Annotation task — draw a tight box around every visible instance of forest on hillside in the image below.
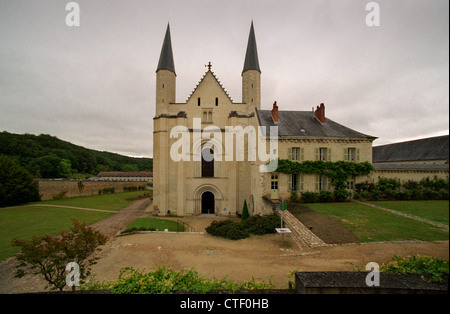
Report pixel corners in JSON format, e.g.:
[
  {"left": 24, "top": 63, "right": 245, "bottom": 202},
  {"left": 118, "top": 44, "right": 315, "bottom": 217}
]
[{"left": 0, "top": 131, "right": 153, "bottom": 178}]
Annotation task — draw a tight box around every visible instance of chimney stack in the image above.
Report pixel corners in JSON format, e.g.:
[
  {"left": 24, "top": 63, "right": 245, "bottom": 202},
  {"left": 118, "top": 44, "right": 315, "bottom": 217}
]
[
  {"left": 315, "top": 103, "right": 325, "bottom": 124},
  {"left": 271, "top": 101, "right": 278, "bottom": 123}
]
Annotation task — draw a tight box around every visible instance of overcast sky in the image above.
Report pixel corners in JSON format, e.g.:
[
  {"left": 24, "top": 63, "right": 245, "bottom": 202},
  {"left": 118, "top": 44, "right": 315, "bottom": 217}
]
[{"left": 0, "top": 0, "right": 448, "bottom": 158}]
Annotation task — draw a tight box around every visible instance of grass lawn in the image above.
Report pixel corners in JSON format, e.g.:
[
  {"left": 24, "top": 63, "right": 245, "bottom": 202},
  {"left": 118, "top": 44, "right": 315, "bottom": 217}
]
[
  {"left": 369, "top": 200, "right": 449, "bottom": 225},
  {"left": 124, "top": 218, "right": 183, "bottom": 233},
  {"left": 35, "top": 190, "right": 151, "bottom": 211},
  {"left": 304, "top": 201, "right": 449, "bottom": 243},
  {"left": 0, "top": 191, "right": 150, "bottom": 260}
]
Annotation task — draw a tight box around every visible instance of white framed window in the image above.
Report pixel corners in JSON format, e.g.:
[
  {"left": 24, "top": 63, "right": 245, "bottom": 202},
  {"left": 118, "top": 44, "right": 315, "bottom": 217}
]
[
  {"left": 288, "top": 147, "right": 304, "bottom": 162},
  {"left": 345, "top": 148, "right": 360, "bottom": 162},
  {"left": 316, "top": 147, "right": 331, "bottom": 161}
]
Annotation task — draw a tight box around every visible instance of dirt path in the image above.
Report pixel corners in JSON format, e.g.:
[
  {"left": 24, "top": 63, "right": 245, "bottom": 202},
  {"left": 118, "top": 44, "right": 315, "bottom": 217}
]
[{"left": 1, "top": 199, "right": 448, "bottom": 293}]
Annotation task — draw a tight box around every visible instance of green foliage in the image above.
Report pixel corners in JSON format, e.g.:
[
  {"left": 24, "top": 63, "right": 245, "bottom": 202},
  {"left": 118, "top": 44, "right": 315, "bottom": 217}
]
[
  {"left": 380, "top": 255, "right": 449, "bottom": 283},
  {"left": 206, "top": 220, "right": 249, "bottom": 240},
  {"left": 0, "top": 155, "right": 40, "bottom": 207},
  {"left": 241, "top": 200, "right": 250, "bottom": 221},
  {"left": 319, "top": 190, "right": 334, "bottom": 202},
  {"left": 276, "top": 159, "right": 373, "bottom": 202},
  {"left": 206, "top": 214, "right": 280, "bottom": 240},
  {"left": 290, "top": 189, "right": 298, "bottom": 202},
  {"left": 83, "top": 266, "right": 274, "bottom": 294},
  {"left": 355, "top": 177, "right": 449, "bottom": 201},
  {"left": 300, "top": 191, "right": 319, "bottom": 203},
  {"left": 0, "top": 131, "right": 153, "bottom": 178},
  {"left": 122, "top": 218, "right": 183, "bottom": 233},
  {"left": 241, "top": 214, "right": 280, "bottom": 235},
  {"left": 12, "top": 219, "right": 107, "bottom": 291}
]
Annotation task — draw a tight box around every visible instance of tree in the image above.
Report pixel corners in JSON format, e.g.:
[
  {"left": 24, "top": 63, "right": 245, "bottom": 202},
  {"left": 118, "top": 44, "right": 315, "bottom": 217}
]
[
  {"left": 12, "top": 219, "right": 107, "bottom": 291},
  {"left": 57, "top": 158, "right": 73, "bottom": 178},
  {"left": 0, "top": 155, "right": 40, "bottom": 207},
  {"left": 241, "top": 199, "right": 250, "bottom": 221}
]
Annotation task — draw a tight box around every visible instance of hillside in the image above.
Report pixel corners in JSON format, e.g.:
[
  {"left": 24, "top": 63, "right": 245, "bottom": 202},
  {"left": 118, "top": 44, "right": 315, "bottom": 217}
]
[{"left": 0, "top": 131, "right": 153, "bottom": 178}]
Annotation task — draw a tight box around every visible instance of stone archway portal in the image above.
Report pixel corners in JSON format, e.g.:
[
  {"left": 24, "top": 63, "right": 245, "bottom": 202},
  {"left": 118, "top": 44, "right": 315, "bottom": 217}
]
[{"left": 201, "top": 191, "right": 215, "bottom": 214}]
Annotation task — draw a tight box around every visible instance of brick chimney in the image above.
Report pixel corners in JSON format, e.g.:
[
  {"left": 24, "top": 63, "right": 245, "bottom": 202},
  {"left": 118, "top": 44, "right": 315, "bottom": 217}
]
[
  {"left": 271, "top": 101, "right": 278, "bottom": 123},
  {"left": 315, "top": 103, "right": 325, "bottom": 124}
]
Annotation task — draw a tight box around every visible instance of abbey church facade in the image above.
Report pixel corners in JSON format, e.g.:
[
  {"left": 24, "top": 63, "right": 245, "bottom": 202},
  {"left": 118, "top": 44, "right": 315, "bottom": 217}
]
[{"left": 152, "top": 22, "right": 382, "bottom": 217}]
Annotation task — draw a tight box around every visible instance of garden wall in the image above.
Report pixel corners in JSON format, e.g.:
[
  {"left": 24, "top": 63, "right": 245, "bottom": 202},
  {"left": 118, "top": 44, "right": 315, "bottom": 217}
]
[{"left": 37, "top": 179, "right": 148, "bottom": 200}]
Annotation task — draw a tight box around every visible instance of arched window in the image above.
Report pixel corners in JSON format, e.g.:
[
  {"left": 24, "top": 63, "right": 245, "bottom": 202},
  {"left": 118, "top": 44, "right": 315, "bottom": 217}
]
[{"left": 202, "top": 148, "right": 214, "bottom": 177}]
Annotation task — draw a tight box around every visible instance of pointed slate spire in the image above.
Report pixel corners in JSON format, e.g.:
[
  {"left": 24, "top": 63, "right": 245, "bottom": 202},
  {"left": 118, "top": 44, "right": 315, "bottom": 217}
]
[
  {"left": 242, "top": 21, "right": 261, "bottom": 73},
  {"left": 156, "top": 23, "right": 176, "bottom": 75}
]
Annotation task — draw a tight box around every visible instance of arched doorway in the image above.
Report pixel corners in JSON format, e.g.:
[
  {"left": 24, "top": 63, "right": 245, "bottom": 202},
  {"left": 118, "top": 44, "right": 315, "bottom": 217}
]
[{"left": 201, "top": 191, "right": 215, "bottom": 214}]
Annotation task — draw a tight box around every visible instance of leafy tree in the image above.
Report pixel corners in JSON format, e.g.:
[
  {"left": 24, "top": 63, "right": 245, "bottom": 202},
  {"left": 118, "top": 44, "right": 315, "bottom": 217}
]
[
  {"left": 57, "top": 158, "right": 73, "bottom": 178},
  {"left": 0, "top": 155, "right": 40, "bottom": 207},
  {"left": 12, "top": 219, "right": 107, "bottom": 291}
]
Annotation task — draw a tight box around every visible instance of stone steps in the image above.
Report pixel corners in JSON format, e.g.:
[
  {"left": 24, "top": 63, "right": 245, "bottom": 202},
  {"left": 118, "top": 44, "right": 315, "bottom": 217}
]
[{"left": 281, "top": 210, "right": 326, "bottom": 249}]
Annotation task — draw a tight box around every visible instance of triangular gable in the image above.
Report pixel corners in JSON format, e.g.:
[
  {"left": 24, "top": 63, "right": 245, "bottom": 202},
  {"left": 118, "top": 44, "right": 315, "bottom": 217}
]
[{"left": 186, "top": 70, "right": 234, "bottom": 103}]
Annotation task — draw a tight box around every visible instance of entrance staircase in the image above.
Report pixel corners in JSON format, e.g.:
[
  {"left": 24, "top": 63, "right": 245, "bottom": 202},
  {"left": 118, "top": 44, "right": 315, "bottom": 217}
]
[
  {"left": 268, "top": 197, "right": 326, "bottom": 249},
  {"left": 282, "top": 210, "right": 326, "bottom": 249}
]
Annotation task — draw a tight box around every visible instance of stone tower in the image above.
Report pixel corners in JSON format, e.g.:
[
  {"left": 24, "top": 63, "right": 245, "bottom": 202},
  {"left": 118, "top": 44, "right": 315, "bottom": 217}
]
[
  {"left": 242, "top": 21, "right": 261, "bottom": 112},
  {"left": 155, "top": 23, "right": 176, "bottom": 115}
]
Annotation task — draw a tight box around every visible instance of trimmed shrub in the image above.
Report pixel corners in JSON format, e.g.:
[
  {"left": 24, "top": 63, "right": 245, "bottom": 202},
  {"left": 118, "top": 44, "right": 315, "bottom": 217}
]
[
  {"left": 334, "top": 189, "right": 352, "bottom": 202},
  {"left": 301, "top": 191, "right": 319, "bottom": 203},
  {"left": 206, "top": 214, "right": 280, "bottom": 240},
  {"left": 319, "top": 190, "right": 333, "bottom": 202},
  {"left": 241, "top": 214, "right": 280, "bottom": 235},
  {"left": 205, "top": 220, "right": 249, "bottom": 240}
]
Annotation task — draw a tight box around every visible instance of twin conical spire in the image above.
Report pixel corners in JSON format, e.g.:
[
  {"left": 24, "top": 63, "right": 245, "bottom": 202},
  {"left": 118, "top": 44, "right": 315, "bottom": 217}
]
[
  {"left": 156, "top": 23, "right": 176, "bottom": 75},
  {"left": 242, "top": 21, "right": 261, "bottom": 73},
  {"left": 157, "top": 22, "right": 260, "bottom": 75}
]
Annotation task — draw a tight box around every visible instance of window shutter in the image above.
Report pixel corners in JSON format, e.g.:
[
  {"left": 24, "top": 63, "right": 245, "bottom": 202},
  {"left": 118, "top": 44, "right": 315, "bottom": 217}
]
[
  {"left": 327, "top": 148, "right": 331, "bottom": 161},
  {"left": 344, "top": 148, "right": 348, "bottom": 161},
  {"left": 356, "top": 148, "right": 360, "bottom": 161},
  {"left": 315, "top": 175, "right": 320, "bottom": 191},
  {"left": 300, "top": 148, "right": 304, "bottom": 161},
  {"left": 288, "top": 174, "right": 292, "bottom": 192},
  {"left": 315, "top": 148, "right": 319, "bottom": 161},
  {"left": 288, "top": 147, "right": 292, "bottom": 160},
  {"left": 299, "top": 174, "right": 304, "bottom": 192}
]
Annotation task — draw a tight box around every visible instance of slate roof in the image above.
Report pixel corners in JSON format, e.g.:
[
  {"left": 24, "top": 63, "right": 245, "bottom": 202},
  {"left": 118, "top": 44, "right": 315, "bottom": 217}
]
[
  {"left": 372, "top": 135, "right": 449, "bottom": 163},
  {"left": 156, "top": 24, "right": 176, "bottom": 74},
  {"left": 242, "top": 22, "right": 261, "bottom": 73},
  {"left": 256, "top": 110, "right": 376, "bottom": 140},
  {"left": 372, "top": 163, "right": 449, "bottom": 171}
]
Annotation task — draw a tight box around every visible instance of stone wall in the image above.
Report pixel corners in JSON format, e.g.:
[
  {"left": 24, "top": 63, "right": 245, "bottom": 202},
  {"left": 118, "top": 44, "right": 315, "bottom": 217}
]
[{"left": 37, "top": 179, "right": 148, "bottom": 201}]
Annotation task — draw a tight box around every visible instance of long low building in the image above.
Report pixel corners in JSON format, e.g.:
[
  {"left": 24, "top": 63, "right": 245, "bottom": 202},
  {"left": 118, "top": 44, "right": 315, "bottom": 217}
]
[{"left": 95, "top": 172, "right": 153, "bottom": 182}]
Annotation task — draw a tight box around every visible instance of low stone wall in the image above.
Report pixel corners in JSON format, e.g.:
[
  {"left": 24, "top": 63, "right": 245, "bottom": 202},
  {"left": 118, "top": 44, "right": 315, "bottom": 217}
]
[
  {"left": 295, "top": 272, "right": 448, "bottom": 294},
  {"left": 37, "top": 179, "right": 148, "bottom": 201}
]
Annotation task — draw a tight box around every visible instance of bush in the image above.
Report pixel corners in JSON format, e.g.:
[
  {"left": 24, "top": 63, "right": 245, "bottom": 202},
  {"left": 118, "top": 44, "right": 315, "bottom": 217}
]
[
  {"left": 83, "top": 266, "right": 274, "bottom": 294},
  {"left": 301, "top": 191, "right": 319, "bottom": 203},
  {"left": 380, "top": 255, "right": 449, "bottom": 283},
  {"left": 206, "top": 214, "right": 280, "bottom": 240},
  {"left": 319, "top": 190, "right": 333, "bottom": 202},
  {"left": 290, "top": 189, "right": 298, "bottom": 203},
  {"left": 205, "top": 220, "right": 249, "bottom": 240},
  {"left": 241, "top": 214, "right": 280, "bottom": 235},
  {"left": 12, "top": 219, "right": 107, "bottom": 291},
  {"left": 334, "top": 189, "right": 352, "bottom": 202}
]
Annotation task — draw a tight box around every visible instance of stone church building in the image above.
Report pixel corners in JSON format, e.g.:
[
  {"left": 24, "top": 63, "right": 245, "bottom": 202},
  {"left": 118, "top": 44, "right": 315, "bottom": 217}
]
[
  {"left": 152, "top": 22, "right": 379, "bottom": 217},
  {"left": 152, "top": 23, "right": 448, "bottom": 217}
]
